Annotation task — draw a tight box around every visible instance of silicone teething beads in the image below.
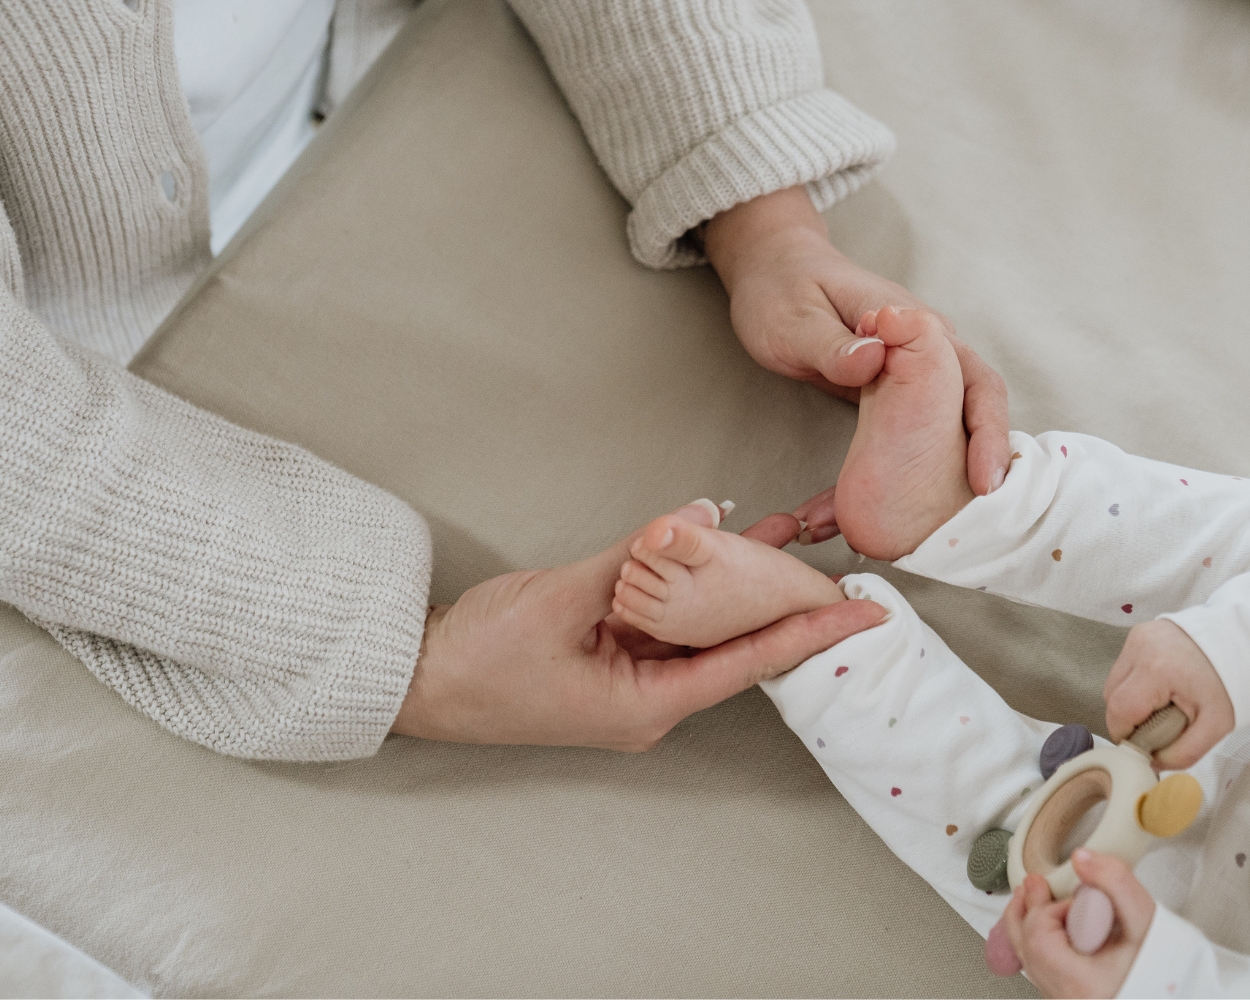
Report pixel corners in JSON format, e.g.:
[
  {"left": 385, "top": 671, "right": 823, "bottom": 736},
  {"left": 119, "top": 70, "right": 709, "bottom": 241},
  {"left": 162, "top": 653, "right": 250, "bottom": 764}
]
[
  {"left": 985, "top": 920, "right": 1022, "bottom": 976},
  {"left": 1040, "top": 724, "right": 1094, "bottom": 780},
  {"left": 1066, "top": 885, "right": 1115, "bottom": 955},
  {"left": 968, "top": 828, "right": 1012, "bottom": 892},
  {"left": 1138, "top": 773, "right": 1204, "bottom": 837}
]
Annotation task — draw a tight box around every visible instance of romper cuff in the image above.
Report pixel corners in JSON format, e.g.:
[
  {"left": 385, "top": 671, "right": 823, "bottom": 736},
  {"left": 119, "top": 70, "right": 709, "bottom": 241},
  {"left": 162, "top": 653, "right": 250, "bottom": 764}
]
[
  {"left": 1159, "top": 577, "right": 1250, "bottom": 729},
  {"left": 1118, "top": 904, "right": 1226, "bottom": 998}
]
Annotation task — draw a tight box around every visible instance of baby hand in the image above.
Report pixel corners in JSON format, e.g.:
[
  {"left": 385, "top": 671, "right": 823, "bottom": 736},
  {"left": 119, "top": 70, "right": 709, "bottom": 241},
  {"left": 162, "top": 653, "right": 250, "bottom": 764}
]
[
  {"left": 1003, "top": 850, "right": 1154, "bottom": 999},
  {"left": 1103, "top": 620, "right": 1235, "bottom": 770}
]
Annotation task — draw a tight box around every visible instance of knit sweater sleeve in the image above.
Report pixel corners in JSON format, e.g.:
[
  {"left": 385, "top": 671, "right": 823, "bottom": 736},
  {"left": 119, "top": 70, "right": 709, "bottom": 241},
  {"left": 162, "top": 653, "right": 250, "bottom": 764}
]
[
  {"left": 507, "top": 0, "right": 896, "bottom": 269},
  {"left": 0, "top": 206, "right": 431, "bottom": 762}
]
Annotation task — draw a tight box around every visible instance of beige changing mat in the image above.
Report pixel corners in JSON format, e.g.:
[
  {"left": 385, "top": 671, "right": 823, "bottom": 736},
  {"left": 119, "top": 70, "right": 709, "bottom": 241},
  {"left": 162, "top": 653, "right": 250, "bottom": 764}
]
[{"left": 2, "top": 0, "right": 1248, "bottom": 995}]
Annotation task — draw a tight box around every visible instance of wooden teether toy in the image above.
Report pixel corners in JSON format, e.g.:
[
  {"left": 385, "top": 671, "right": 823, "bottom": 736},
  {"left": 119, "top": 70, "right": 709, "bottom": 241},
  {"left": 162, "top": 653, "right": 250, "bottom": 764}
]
[
  {"left": 978, "top": 704, "right": 1204, "bottom": 973},
  {"left": 1007, "top": 704, "right": 1202, "bottom": 899}
]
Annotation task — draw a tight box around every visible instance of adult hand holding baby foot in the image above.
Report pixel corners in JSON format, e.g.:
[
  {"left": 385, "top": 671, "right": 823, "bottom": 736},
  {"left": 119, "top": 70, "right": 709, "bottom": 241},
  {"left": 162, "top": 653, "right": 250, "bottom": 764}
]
[
  {"left": 793, "top": 306, "right": 977, "bottom": 559},
  {"left": 392, "top": 501, "right": 886, "bottom": 751},
  {"left": 703, "top": 186, "right": 1011, "bottom": 501},
  {"left": 1000, "top": 850, "right": 1155, "bottom": 999}
]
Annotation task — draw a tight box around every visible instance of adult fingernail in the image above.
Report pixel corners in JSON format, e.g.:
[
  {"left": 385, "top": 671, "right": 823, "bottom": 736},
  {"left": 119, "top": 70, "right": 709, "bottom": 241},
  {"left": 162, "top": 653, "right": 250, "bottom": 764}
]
[
  {"left": 1072, "top": 848, "right": 1092, "bottom": 864},
  {"left": 989, "top": 467, "right": 1006, "bottom": 493},
  {"left": 717, "top": 500, "right": 735, "bottom": 523},
  {"left": 684, "top": 498, "right": 721, "bottom": 526},
  {"left": 802, "top": 524, "right": 838, "bottom": 544},
  {"left": 660, "top": 528, "right": 674, "bottom": 548},
  {"left": 841, "top": 336, "right": 885, "bottom": 357}
]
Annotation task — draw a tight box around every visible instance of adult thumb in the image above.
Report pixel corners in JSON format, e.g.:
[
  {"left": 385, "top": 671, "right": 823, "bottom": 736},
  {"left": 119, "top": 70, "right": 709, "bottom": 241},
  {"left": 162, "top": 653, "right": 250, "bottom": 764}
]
[
  {"left": 662, "top": 598, "right": 889, "bottom": 717},
  {"left": 788, "top": 306, "right": 885, "bottom": 390}
]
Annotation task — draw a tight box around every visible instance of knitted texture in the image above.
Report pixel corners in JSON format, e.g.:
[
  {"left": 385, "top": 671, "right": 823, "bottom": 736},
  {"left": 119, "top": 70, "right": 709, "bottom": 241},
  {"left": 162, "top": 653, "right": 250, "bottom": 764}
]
[
  {"left": 510, "top": 0, "right": 896, "bottom": 267},
  {"left": 0, "top": 0, "right": 892, "bottom": 759},
  {"left": 0, "top": 0, "right": 210, "bottom": 363},
  {"left": 0, "top": 268, "right": 432, "bottom": 759}
]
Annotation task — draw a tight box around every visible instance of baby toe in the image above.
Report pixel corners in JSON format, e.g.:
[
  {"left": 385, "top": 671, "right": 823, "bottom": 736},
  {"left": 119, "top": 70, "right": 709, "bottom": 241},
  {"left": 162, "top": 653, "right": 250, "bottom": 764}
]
[
  {"left": 613, "top": 581, "right": 665, "bottom": 626},
  {"left": 640, "top": 515, "right": 717, "bottom": 570},
  {"left": 620, "top": 559, "right": 669, "bottom": 600}
]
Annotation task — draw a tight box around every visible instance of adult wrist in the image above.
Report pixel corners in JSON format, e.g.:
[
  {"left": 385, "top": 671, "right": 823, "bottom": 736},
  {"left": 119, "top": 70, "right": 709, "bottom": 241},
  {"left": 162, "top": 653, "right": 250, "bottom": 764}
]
[
  {"left": 702, "top": 185, "right": 832, "bottom": 295},
  {"left": 391, "top": 604, "right": 452, "bottom": 738}
]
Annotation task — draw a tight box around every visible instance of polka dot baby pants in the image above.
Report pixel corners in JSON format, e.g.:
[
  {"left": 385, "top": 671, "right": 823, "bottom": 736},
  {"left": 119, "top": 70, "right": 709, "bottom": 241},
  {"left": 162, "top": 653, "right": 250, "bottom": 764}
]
[{"left": 761, "top": 431, "right": 1250, "bottom": 940}]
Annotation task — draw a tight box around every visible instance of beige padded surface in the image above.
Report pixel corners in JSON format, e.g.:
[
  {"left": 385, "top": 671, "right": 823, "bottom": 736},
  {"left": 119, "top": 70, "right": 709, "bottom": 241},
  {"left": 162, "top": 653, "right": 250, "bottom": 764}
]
[{"left": 3, "top": 0, "right": 1248, "bottom": 995}]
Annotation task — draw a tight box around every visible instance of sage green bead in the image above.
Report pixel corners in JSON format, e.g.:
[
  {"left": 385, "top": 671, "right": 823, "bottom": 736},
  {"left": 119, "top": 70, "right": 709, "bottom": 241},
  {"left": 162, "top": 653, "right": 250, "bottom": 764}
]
[{"left": 967, "top": 828, "right": 1013, "bottom": 892}]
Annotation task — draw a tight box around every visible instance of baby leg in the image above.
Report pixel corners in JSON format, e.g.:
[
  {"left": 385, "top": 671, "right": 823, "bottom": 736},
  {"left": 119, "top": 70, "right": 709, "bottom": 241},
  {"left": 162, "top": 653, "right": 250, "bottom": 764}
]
[
  {"left": 823, "top": 308, "right": 1250, "bottom": 622},
  {"left": 895, "top": 431, "right": 1250, "bottom": 626},
  {"left": 895, "top": 431, "right": 1250, "bottom": 731},
  {"left": 760, "top": 572, "right": 1066, "bottom": 938}
]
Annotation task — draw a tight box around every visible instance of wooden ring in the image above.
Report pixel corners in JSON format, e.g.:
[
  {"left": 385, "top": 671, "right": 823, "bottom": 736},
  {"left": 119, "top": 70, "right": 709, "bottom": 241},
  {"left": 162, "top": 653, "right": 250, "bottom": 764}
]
[{"left": 1007, "top": 746, "right": 1156, "bottom": 898}]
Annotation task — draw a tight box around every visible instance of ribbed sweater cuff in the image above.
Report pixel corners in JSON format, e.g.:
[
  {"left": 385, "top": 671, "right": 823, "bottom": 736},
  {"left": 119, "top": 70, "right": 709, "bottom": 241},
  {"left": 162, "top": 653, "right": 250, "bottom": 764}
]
[
  {"left": 627, "top": 88, "right": 896, "bottom": 269},
  {"left": 32, "top": 502, "right": 430, "bottom": 762}
]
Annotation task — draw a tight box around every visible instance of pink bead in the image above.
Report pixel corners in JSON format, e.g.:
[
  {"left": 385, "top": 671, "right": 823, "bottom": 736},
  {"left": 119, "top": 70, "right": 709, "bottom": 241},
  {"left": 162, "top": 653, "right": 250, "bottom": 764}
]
[
  {"left": 985, "top": 919, "right": 1022, "bottom": 976},
  {"left": 1067, "top": 885, "right": 1115, "bottom": 955}
]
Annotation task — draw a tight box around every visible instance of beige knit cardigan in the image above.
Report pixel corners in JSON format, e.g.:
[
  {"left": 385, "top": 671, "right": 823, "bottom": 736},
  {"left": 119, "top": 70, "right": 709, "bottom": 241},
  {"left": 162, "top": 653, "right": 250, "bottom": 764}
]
[{"left": 0, "top": 0, "right": 894, "bottom": 760}]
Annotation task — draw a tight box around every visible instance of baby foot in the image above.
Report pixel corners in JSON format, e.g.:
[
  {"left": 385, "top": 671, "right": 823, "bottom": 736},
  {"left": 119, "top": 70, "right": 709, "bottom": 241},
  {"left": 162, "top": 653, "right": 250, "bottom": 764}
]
[
  {"left": 834, "top": 307, "right": 976, "bottom": 561},
  {"left": 612, "top": 515, "right": 844, "bottom": 648}
]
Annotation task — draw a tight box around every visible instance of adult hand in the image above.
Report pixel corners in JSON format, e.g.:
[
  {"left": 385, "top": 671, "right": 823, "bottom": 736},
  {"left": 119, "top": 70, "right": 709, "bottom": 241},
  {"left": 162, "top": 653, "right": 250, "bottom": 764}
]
[
  {"left": 703, "top": 185, "right": 1011, "bottom": 498},
  {"left": 1103, "top": 619, "right": 1235, "bottom": 771},
  {"left": 391, "top": 504, "right": 885, "bottom": 749},
  {"left": 1002, "top": 850, "right": 1154, "bottom": 999}
]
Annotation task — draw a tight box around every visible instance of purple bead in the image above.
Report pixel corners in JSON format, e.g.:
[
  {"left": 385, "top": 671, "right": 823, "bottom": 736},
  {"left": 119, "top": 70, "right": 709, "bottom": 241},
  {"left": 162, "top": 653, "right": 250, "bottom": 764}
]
[{"left": 1040, "top": 724, "right": 1094, "bottom": 780}]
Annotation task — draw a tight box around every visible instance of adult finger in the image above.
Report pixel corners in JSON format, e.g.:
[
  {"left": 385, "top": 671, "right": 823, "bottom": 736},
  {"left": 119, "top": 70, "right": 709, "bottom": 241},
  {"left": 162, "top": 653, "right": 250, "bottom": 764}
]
[
  {"left": 740, "top": 512, "right": 803, "bottom": 549},
  {"left": 651, "top": 598, "right": 887, "bottom": 719},
  {"left": 792, "top": 483, "right": 840, "bottom": 539},
  {"left": 951, "top": 337, "right": 1012, "bottom": 496},
  {"left": 782, "top": 305, "right": 886, "bottom": 390},
  {"left": 1070, "top": 849, "right": 1156, "bottom": 944},
  {"left": 604, "top": 614, "right": 686, "bottom": 661},
  {"left": 672, "top": 499, "right": 723, "bottom": 528}
]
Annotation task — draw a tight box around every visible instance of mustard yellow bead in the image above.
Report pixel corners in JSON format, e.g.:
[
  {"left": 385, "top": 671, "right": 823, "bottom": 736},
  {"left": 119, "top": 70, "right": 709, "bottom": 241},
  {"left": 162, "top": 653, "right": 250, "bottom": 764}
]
[{"left": 1136, "top": 774, "right": 1204, "bottom": 838}]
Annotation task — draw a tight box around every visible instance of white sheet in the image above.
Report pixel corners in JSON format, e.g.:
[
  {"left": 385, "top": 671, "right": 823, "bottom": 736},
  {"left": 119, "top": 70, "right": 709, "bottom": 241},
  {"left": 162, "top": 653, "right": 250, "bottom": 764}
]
[{"left": 0, "top": 902, "right": 140, "bottom": 999}]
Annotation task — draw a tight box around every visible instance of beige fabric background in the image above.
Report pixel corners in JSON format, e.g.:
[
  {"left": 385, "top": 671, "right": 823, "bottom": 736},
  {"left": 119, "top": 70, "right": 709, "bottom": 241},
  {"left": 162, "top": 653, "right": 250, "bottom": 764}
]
[{"left": 2, "top": 0, "right": 1248, "bottom": 995}]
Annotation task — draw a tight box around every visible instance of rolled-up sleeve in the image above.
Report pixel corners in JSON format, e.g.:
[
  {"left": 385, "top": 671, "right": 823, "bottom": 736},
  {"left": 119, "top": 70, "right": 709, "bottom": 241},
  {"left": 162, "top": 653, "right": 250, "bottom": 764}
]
[
  {"left": 1, "top": 210, "right": 431, "bottom": 762},
  {"left": 509, "top": 0, "right": 896, "bottom": 268}
]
